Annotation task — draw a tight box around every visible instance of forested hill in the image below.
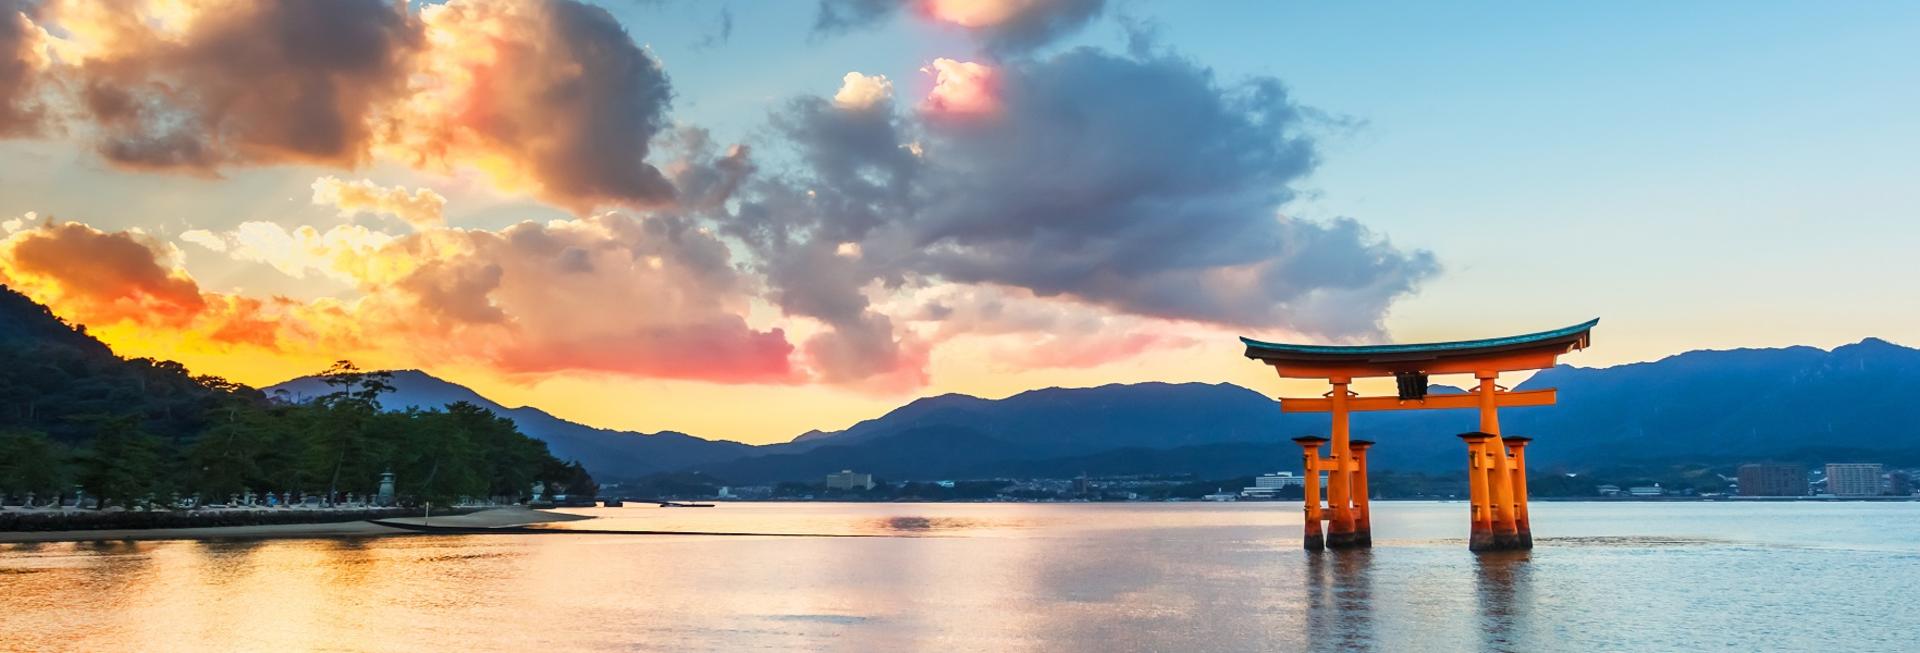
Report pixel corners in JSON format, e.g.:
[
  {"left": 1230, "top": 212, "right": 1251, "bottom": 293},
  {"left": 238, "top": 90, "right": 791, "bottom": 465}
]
[
  {"left": 0, "top": 284, "right": 591, "bottom": 508},
  {"left": 0, "top": 284, "right": 113, "bottom": 355},
  {"left": 0, "top": 284, "right": 249, "bottom": 444}
]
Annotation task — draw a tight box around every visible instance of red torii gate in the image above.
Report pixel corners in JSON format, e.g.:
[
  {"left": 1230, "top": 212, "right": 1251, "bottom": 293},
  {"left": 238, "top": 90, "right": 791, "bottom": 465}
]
[{"left": 1241, "top": 319, "right": 1597, "bottom": 552}]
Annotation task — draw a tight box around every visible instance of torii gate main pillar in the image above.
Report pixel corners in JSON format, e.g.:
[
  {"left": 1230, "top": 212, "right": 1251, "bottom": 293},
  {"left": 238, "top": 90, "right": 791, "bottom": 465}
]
[{"left": 1240, "top": 319, "right": 1596, "bottom": 553}]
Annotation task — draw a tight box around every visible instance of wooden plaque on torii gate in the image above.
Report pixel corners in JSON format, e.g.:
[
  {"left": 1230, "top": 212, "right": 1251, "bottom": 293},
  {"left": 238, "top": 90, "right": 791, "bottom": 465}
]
[{"left": 1241, "top": 319, "right": 1597, "bottom": 552}]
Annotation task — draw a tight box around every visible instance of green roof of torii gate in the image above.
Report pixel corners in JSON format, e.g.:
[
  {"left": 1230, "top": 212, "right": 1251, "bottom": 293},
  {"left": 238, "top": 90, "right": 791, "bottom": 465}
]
[{"left": 1241, "top": 318, "right": 1599, "bottom": 363}]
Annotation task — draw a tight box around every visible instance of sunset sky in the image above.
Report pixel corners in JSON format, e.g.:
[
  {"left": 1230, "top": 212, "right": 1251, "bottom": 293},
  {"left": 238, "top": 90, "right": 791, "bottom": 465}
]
[{"left": 1, "top": 1, "right": 1914, "bottom": 444}]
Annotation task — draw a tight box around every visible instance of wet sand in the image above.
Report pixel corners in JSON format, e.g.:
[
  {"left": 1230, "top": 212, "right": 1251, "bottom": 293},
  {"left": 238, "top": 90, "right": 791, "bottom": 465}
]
[{"left": 0, "top": 507, "right": 591, "bottom": 544}]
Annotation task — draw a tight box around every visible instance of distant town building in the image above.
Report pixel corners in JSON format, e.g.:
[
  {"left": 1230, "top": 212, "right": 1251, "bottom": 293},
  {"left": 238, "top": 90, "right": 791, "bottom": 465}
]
[
  {"left": 1889, "top": 472, "right": 1913, "bottom": 497},
  {"left": 1596, "top": 484, "right": 1621, "bottom": 497},
  {"left": 825, "top": 469, "right": 875, "bottom": 491},
  {"left": 1627, "top": 484, "right": 1664, "bottom": 497},
  {"left": 1737, "top": 463, "right": 1807, "bottom": 497},
  {"left": 1072, "top": 476, "right": 1096, "bottom": 496},
  {"left": 1240, "top": 472, "right": 1306, "bottom": 499},
  {"left": 1825, "top": 463, "right": 1884, "bottom": 496}
]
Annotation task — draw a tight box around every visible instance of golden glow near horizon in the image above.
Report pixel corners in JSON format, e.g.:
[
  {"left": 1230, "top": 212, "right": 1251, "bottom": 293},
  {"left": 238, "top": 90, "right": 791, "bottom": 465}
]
[{"left": 61, "top": 307, "right": 1702, "bottom": 446}]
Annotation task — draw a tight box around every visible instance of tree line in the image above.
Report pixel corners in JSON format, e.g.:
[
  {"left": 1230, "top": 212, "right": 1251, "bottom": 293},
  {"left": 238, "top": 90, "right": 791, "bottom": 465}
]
[{"left": 0, "top": 354, "right": 595, "bottom": 509}]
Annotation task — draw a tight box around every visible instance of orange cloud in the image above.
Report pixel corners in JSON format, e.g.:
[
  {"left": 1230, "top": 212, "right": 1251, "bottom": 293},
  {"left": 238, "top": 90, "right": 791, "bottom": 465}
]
[
  {"left": 0, "top": 222, "right": 204, "bottom": 326},
  {"left": 311, "top": 176, "right": 447, "bottom": 229},
  {"left": 3, "top": 216, "right": 800, "bottom": 386},
  {"left": 16, "top": 0, "right": 680, "bottom": 213},
  {"left": 380, "top": 0, "right": 678, "bottom": 213}
]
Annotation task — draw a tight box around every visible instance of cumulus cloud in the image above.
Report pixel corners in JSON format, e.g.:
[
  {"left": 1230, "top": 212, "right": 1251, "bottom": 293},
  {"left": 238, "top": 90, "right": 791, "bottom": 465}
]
[
  {"left": 0, "top": 221, "right": 204, "bottom": 326},
  {"left": 6, "top": 0, "right": 681, "bottom": 213},
  {"left": 1, "top": 3, "right": 1442, "bottom": 392},
  {"left": 378, "top": 215, "right": 795, "bottom": 382},
  {"left": 739, "top": 48, "right": 1437, "bottom": 355},
  {"left": 168, "top": 210, "right": 801, "bottom": 382},
  {"left": 7, "top": 215, "right": 798, "bottom": 383},
  {"left": 0, "top": 0, "right": 49, "bottom": 137},
  {"left": 921, "top": 58, "right": 996, "bottom": 115},
  {"left": 311, "top": 176, "right": 446, "bottom": 229},
  {"left": 833, "top": 72, "right": 893, "bottom": 110},
  {"left": 909, "top": 51, "right": 1437, "bottom": 335},
  {"left": 381, "top": 0, "right": 676, "bottom": 213},
  {"left": 720, "top": 78, "right": 930, "bottom": 388},
  {"left": 179, "top": 221, "right": 396, "bottom": 282},
  {"left": 655, "top": 126, "right": 754, "bottom": 213},
  {"left": 49, "top": 0, "right": 421, "bottom": 171},
  {"left": 814, "top": 0, "right": 1105, "bottom": 53}
]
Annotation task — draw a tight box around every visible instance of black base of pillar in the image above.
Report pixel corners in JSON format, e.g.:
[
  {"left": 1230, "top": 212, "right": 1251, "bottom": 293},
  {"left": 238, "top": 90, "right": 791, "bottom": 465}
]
[
  {"left": 1304, "top": 532, "right": 1325, "bottom": 551},
  {"left": 1325, "top": 531, "right": 1356, "bottom": 548},
  {"left": 1470, "top": 530, "right": 1533, "bottom": 552},
  {"left": 1327, "top": 529, "right": 1372, "bottom": 549}
]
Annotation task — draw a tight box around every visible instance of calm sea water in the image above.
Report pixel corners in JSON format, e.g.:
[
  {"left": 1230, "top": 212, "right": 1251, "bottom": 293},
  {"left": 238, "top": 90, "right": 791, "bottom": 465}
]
[{"left": 3, "top": 501, "right": 1916, "bottom": 652}]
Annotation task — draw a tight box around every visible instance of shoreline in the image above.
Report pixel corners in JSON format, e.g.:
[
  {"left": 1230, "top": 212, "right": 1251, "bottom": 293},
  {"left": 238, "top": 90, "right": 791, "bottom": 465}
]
[{"left": 0, "top": 507, "right": 592, "bottom": 544}]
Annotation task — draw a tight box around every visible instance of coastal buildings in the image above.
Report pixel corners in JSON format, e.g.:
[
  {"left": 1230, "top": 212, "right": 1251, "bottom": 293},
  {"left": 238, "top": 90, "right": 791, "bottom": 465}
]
[
  {"left": 825, "top": 470, "right": 876, "bottom": 491},
  {"left": 1737, "top": 464, "right": 1807, "bottom": 497},
  {"left": 1825, "top": 463, "right": 1884, "bottom": 496},
  {"left": 1890, "top": 472, "right": 1913, "bottom": 496},
  {"left": 1240, "top": 472, "right": 1306, "bottom": 499}
]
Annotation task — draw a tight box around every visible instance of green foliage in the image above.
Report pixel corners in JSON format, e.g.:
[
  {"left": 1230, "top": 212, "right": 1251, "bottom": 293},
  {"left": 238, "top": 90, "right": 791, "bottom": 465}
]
[
  {"left": 0, "top": 288, "right": 590, "bottom": 507},
  {"left": 0, "top": 429, "right": 69, "bottom": 498},
  {"left": 74, "top": 416, "right": 169, "bottom": 509},
  {"left": 545, "top": 459, "right": 599, "bottom": 498}
]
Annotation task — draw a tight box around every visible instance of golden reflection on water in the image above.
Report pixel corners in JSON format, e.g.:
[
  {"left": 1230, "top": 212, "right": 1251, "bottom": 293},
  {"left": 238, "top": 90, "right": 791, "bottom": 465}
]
[{"left": 3, "top": 502, "right": 1917, "bottom": 652}]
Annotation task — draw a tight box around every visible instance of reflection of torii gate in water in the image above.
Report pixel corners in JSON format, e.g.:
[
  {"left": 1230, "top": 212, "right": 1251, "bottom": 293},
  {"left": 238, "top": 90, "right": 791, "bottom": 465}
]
[{"left": 1241, "top": 319, "right": 1598, "bottom": 552}]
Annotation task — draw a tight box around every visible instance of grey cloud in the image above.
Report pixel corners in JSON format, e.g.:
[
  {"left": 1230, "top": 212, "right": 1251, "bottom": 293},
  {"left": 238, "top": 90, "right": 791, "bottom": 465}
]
[
  {"left": 721, "top": 95, "right": 929, "bottom": 385},
  {"left": 14, "top": 0, "right": 679, "bottom": 214},
  {"left": 743, "top": 48, "right": 1437, "bottom": 344},
  {"left": 490, "top": 0, "right": 678, "bottom": 210},
  {"left": 0, "top": 0, "right": 47, "bottom": 137},
  {"left": 812, "top": 0, "right": 894, "bottom": 34},
  {"left": 659, "top": 126, "right": 756, "bottom": 212},
  {"left": 73, "top": 0, "right": 421, "bottom": 171},
  {"left": 971, "top": 0, "right": 1105, "bottom": 54},
  {"left": 695, "top": 6, "right": 734, "bottom": 48}
]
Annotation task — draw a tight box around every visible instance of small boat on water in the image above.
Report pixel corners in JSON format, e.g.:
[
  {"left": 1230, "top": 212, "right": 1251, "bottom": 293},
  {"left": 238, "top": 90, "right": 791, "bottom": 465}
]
[
  {"left": 658, "top": 501, "right": 715, "bottom": 508},
  {"left": 602, "top": 498, "right": 624, "bottom": 507}
]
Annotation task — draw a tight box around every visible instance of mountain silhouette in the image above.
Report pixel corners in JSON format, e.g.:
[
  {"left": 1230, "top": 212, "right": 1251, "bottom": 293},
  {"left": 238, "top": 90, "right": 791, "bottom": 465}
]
[{"left": 265, "top": 370, "right": 753, "bottom": 477}]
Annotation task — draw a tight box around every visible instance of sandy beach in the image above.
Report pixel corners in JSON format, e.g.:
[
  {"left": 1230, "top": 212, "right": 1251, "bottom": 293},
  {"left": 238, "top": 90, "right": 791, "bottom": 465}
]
[{"left": 0, "top": 507, "right": 593, "bottom": 544}]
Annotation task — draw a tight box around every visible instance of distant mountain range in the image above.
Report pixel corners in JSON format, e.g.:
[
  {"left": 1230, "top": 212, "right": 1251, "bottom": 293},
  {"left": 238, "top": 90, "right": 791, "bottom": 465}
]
[
  {"left": 267, "top": 371, "right": 755, "bottom": 477},
  {"left": 266, "top": 338, "right": 1920, "bottom": 484}
]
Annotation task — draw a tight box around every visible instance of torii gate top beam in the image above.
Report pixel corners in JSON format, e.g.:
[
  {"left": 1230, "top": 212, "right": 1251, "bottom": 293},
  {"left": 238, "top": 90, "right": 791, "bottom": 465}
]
[{"left": 1240, "top": 318, "right": 1598, "bottom": 379}]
